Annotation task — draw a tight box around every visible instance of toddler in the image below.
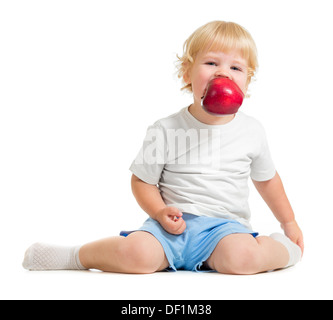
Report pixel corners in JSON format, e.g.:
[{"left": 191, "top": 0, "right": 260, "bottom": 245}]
[{"left": 23, "top": 21, "right": 303, "bottom": 275}]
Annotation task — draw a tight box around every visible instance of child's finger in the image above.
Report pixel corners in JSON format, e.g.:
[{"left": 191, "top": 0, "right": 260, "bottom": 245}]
[
  {"left": 173, "top": 219, "right": 187, "bottom": 235},
  {"left": 169, "top": 207, "right": 183, "bottom": 217},
  {"left": 175, "top": 212, "right": 183, "bottom": 218}
]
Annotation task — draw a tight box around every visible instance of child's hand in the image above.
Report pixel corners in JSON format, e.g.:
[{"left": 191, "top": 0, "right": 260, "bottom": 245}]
[
  {"left": 281, "top": 220, "right": 304, "bottom": 255},
  {"left": 156, "top": 207, "right": 187, "bottom": 235}
]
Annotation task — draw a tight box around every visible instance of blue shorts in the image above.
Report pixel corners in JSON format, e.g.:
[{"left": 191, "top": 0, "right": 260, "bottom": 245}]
[{"left": 120, "top": 213, "right": 258, "bottom": 272}]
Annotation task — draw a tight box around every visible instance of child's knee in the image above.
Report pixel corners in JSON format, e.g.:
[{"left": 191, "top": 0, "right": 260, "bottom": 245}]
[
  {"left": 223, "top": 245, "right": 261, "bottom": 275},
  {"left": 212, "top": 237, "right": 262, "bottom": 275},
  {"left": 117, "top": 233, "right": 166, "bottom": 273}
]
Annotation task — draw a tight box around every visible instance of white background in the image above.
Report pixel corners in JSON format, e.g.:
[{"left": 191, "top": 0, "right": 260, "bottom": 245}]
[{"left": 1, "top": 0, "right": 332, "bottom": 300}]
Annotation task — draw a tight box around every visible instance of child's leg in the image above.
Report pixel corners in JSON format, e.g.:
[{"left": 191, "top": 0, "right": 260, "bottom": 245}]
[
  {"left": 205, "top": 233, "right": 301, "bottom": 275},
  {"left": 23, "top": 231, "right": 169, "bottom": 274},
  {"left": 79, "top": 231, "right": 169, "bottom": 273}
]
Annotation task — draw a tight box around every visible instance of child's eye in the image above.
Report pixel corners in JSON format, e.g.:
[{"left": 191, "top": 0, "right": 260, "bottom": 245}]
[
  {"left": 231, "top": 66, "right": 242, "bottom": 72},
  {"left": 205, "top": 62, "right": 217, "bottom": 66}
]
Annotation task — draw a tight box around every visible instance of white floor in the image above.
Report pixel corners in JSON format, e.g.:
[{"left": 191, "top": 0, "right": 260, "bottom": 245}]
[{"left": 1, "top": 248, "right": 331, "bottom": 300}]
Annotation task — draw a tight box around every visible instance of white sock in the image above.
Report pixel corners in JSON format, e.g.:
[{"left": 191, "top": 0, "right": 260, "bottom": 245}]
[
  {"left": 270, "top": 233, "right": 302, "bottom": 268},
  {"left": 22, "top": 243, "right": 86, "bottom": 271}
]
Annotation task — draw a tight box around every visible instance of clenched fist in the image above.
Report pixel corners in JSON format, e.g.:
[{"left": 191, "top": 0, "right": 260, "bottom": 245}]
[{"left": 155, "top": 207, "right": 187, "bottom": 235}]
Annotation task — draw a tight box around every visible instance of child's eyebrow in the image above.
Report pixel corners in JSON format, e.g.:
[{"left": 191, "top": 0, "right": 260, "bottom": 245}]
[
  {"left": 202, "top": 52, "right": 219, "bottom": 59},
  {"left": 232, "top": 59, "right": 248, "bottom": 67}
]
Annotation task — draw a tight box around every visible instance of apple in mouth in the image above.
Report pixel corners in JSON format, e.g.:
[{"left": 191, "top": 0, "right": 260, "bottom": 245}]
[{"left": 201, "top": 78, "right": 245, "bottom": 116}]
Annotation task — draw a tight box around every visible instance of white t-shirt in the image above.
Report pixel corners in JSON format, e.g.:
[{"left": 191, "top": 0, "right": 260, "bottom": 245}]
[{"left": 130, "top": 107, "right": 276, "bottom": 229}]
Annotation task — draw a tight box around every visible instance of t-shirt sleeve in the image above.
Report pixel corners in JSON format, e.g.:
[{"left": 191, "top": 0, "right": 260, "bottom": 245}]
[
  {"left": 129, "top": 122, "right": 167, "bottom": 185},
  {"left": 250, "top": 124, "right": 276, "bottom": 181}
]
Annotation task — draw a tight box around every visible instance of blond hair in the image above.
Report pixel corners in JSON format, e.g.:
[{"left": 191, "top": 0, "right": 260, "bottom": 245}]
[{"left": 177, "top": 21, "right": 258, "bottom": 92}]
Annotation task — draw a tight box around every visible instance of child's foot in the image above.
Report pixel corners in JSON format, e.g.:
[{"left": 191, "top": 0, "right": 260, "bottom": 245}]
[
  {"left": 22, "top": 243, "right": 86, "bottom": 271},
  {"left": 270, "top": 233, "right": 302, "bottom": 268}
]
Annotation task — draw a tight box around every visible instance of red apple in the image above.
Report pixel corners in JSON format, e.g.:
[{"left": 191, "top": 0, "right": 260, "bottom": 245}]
[{"left": 202, "top": 78, "right": 244, "bottom": 116}]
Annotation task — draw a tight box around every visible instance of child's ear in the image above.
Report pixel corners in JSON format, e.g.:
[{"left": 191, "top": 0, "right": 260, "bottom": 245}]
[{"left": 183, "top": 63, "right": 192, "bottom": 85}]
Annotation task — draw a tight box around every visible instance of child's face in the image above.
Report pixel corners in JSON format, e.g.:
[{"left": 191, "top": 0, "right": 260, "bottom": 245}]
[{"left": 185, "top": 50, "right": 249, "bottom": 105}]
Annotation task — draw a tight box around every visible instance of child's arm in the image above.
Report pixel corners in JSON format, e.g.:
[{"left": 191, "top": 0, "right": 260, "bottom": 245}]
[
  {"left": 131, "top": 174, "right": 186, "bottom": 235},
  {"left": 252, "top": 172, "right": 304, "bottom": 253}
]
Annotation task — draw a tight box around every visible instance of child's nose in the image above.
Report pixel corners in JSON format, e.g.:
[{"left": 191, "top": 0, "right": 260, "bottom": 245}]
[{"left": 215, "top": 68, "right": 232, "bottom": 80}]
